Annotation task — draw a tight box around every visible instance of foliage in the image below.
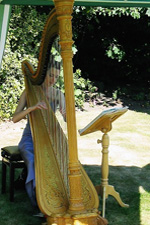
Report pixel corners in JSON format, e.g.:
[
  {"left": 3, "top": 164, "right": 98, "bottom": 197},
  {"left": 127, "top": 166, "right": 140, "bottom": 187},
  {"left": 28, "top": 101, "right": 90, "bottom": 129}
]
[
  {"left": 111, "top": 85, "right": 150, "bottom": 108},
  {"left": 105, "top": 38, "right": 125, "bottom": 62},
  {"left": 0, "top": 5, "right": 50, "bottom": 86},
  {"left": 8, "top": 5, "right": 49, "bottom": 58},
  {"left": 73, "top": 69, "right": 98, "bottom": 109},
  {"left": 73, "top": 6, "right": 144, "bottom": 39},
  {"left": 0, "top": 38, "right": 25, "bottom": 120},
  {"left": 56, "top": 69, "right": 98, "bottom": 110},
  {"left": 1, "top": 5, "right": 150, "bottom": 119},
  {"left": 72, "top": 6, "right": 150, "bottom": 96},
  {"left": 0, "top": 76, "right": 23, "bottom": 119},
  {"left": 73, "top": 6, "right": 143, "bottom": 19},
  {"left": 0, "top": 5, "right": 50, "bottom": 120}
]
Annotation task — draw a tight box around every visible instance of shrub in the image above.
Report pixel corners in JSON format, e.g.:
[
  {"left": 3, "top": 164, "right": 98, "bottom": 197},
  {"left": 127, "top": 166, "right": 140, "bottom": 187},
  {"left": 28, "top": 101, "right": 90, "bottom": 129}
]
[
  {"left": 55, "top": 68, "right": 99, "bottom": 110},
  {"left": 0, "top": 76, "right": 24, "bottom": 120},
  {"left": 73, "top": 69, "right": 98, "bottom": 109}
]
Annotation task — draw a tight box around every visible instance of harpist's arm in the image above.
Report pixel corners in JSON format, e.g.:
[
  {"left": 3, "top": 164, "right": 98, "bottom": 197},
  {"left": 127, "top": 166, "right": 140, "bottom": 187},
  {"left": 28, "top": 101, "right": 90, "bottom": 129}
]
[{"left": 12, "top": 90, "right": 47, "bottom": 123}]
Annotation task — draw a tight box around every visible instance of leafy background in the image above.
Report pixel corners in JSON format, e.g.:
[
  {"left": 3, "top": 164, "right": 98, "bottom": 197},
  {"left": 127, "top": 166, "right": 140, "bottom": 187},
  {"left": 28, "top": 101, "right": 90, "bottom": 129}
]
[{"left": 0, "top": 6, "right": 150, "bottom": 119}]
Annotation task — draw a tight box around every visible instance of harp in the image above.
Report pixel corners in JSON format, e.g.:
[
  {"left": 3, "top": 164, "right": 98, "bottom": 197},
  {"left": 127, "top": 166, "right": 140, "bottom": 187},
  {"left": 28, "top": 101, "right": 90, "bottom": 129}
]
[{"left": 22, "top": 1, "right": 107, "bottom": 225}]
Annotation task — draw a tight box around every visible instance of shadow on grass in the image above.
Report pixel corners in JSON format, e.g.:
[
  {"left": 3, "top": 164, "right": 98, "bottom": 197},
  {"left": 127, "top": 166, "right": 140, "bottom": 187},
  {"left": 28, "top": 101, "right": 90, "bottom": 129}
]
[
  {"left": 83, "top": 163, "right": 150, "bottom": 225},
  {"left": 0, "top": 161, "right": 46, "bottom": 225},
  {"left": 0, "top": 160, "right": 150, "bottom": 225},
  {"left": 96, "top": 95, "right": 150, "bottom": 115},
  {"left": 120, "top": 97, "right": 150, "bottom": 115}
]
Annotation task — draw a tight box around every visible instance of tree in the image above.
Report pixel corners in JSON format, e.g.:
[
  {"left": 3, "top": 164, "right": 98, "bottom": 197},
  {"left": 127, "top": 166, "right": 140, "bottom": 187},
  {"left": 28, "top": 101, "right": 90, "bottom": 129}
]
[
  {"left": 72, "top": 6, "right": 150, "bottom": 98},
  {"left": 0, "top": 5, "right": 50, "bottom": 119}
]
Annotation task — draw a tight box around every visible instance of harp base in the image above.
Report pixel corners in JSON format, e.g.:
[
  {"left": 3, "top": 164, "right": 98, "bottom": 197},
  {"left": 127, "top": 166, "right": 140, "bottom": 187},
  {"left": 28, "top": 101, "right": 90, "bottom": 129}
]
[{"left": 46, "top": 212, "right": 108, "bottom": 225}]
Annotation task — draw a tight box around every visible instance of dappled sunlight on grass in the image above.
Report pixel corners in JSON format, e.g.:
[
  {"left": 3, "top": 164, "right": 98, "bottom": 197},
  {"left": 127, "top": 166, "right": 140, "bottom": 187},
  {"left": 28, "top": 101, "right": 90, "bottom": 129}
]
[
  {"left": 83, "top": 163, "right": 150, "bottom": 225},
  {"left": 0, "top": 106, "right": 149, "bottom": 224},
  {"left": 77, "top": 107, "right": 150, "bottom": 224},
  {"left": 139, "top": 186, "right": 150, "bottom": 225}
]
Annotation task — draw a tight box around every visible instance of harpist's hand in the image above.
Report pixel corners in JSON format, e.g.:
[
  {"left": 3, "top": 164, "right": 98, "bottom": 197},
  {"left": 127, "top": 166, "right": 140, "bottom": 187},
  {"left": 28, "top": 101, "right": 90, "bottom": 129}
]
[
  {"left": 30, "top": 101, "right": 47, "bottom": 112},
  {"left": 13, "top": 91, "right": 48, "bottom": 123}
]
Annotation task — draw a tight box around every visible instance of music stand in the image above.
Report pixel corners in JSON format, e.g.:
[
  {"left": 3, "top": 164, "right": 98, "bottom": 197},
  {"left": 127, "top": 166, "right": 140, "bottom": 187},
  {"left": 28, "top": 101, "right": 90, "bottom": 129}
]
[{"left": 79, "top": 107, "right": 129, "bottom": 217}]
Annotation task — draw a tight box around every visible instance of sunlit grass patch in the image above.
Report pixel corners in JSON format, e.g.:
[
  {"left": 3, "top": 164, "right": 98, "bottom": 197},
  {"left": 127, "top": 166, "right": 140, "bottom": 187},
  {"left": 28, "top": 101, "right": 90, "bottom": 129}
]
[{"left": 139, "top": 187, "right": 150, "bottom": 225}]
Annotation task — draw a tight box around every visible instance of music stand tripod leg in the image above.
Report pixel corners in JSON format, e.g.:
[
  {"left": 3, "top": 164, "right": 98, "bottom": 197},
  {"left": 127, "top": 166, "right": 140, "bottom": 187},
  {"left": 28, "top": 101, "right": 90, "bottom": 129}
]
[
  {"left": 106, "top": 185, "right": 129, "bottom": 208},
  {"left": 102, "top": 186, "right": 106, "bottom": 218}
]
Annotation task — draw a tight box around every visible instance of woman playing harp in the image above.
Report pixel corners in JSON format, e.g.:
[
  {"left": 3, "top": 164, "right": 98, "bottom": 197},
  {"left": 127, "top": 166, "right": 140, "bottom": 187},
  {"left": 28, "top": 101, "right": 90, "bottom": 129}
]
[
  {"left": 12, "top": 56, "right": 66, "bottom": 207},
  {"left": 11, "top": 6, "right": 107, "bottom": 224}
]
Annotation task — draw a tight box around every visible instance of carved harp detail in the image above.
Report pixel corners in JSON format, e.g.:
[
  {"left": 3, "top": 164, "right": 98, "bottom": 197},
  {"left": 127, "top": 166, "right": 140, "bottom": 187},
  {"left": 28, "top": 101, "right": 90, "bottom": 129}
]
[
  {"left": 22, "top": 6, "right": 100, "bottom": 221},
  {"left": 25, "top": 78, "right": 69, "bottom": 215}
]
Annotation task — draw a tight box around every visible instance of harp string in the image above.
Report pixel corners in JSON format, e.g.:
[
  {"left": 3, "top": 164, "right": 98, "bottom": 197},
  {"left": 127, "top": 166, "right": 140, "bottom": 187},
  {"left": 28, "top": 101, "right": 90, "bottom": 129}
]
[
  {"left": 24, "top": 9, "right": 100, "bottom": 214},
  {"left": 35, "top": 38, "right": 69, "bottom": 192}
]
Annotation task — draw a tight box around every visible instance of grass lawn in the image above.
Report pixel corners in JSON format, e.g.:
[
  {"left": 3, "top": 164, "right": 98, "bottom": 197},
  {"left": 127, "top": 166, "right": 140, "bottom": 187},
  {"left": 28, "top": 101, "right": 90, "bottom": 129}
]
[
  {"left": 0, "top": 105, "right": 150, "bottom": 225},
  {"left": 0, "top": 167, "right": 46, "bottom": 225},
  {"left": 77, "top": 106, "right": 150, "bottom": 225}
]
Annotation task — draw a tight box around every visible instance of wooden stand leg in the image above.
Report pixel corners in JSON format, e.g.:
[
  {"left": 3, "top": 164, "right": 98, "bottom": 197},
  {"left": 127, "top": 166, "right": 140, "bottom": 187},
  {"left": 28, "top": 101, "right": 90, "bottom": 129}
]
[{"left": 95, "top": 131, "right": 129, "bottom": 217}]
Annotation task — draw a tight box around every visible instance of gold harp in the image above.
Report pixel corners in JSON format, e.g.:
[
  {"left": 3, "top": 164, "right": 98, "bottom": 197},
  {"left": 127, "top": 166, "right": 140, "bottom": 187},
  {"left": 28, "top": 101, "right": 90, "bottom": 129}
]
[{"left": 22, "top": 3, "right": 107, "bottom": 225}]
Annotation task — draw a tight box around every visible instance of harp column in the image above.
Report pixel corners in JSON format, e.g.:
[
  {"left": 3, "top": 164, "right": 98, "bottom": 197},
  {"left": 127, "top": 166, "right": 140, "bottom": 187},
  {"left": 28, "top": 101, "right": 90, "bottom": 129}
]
[{"left": 54, "top": 0, "right": 85, "bottom": 213}]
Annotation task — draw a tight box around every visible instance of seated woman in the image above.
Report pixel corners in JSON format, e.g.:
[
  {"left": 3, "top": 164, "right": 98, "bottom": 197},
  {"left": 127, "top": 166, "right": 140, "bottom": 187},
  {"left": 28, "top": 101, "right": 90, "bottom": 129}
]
[{"left": 13, "top": 58, "right": 66, "bottom": 207}]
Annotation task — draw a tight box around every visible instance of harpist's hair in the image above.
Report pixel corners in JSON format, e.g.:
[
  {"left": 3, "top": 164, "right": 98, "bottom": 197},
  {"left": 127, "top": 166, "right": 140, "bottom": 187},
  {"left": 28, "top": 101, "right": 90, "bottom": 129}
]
[{"left": 47, "top": 55, "right": 61, "bottom": 71}]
